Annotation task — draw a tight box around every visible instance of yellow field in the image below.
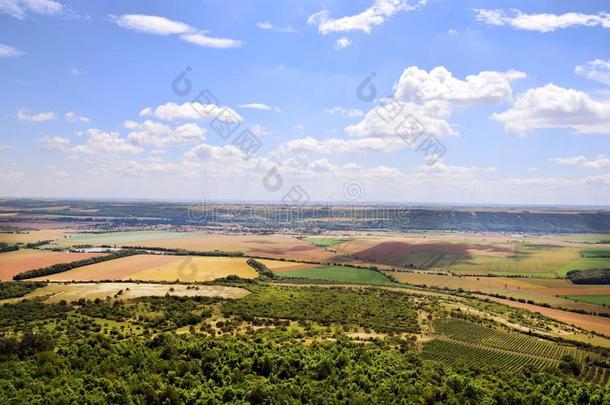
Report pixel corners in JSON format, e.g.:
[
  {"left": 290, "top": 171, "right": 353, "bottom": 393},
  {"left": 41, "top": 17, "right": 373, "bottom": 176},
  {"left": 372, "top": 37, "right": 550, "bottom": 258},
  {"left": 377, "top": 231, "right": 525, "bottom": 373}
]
[
  {"left": 29, "top": 254, "right": 298, "bottom": 282},
  {"left": 0, "top": 229, "right": 67, "bottom": 244},
  {"left": 0, "top": 282, "right": 250, "bottom": 304},
  {"left": 0, "top": 249, "right": 103, "bottom": 281}
]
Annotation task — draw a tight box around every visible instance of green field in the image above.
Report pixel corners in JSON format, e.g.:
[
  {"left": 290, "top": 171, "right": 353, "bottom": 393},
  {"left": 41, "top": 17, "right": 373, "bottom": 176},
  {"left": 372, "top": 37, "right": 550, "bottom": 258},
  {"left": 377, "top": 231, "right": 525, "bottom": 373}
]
[
  {"left": 581, "top": 248, "right": 610, "bottom": 258},
  {"left": 278, "top": 265, "right": 397, "bottom": 286},
  {"left": 305, "top": 237, "right": 352, "bottom": 248},
  {"left": 563, "top": 295, "right": 610, "bottom": 306},
  {"left": 558, "top": 258, "right": 610, "bottom": 276}
]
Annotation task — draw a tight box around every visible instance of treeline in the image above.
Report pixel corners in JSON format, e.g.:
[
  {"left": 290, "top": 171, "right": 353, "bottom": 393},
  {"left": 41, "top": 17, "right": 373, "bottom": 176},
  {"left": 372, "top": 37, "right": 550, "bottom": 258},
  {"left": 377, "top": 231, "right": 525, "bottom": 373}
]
[
  {"left": 0, "top": 242, "right": 18, "bottom": 253},
  {"left": 0, "top": 282, "right": 46, "bottom": 299},
  {"left": 567, "top": 269, "right": 610, "bottom": 285},
  {"left": 121, "top": 245, "right": 245, "bottom": 257},
  {"left": 13, "top": 250, "right": 140, "bottom": 280},
  {"left": 246, "top": 259, "right": 276, "bottom": 279}
]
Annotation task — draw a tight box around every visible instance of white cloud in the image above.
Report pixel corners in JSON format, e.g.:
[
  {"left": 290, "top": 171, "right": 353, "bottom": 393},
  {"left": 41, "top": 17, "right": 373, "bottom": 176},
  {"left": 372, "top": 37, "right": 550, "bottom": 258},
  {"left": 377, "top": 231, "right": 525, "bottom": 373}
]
[
  {"left": 308, "top": 0, "right": 424, "bottom": 35},
  {"left": 65, "top": 112, "right": 90, "bottom": 123},
  {"left": 335, "top": 37, "right": 352, "bottom": 49},
  {"left": 238, "top": 103, "right": 272, "bottom": 111},
  {"left": 0, "top": 0, "right": 65, "bottom": 19},
  {"left": 491, "top": 84, "right": 610, "bottom": 135},
  {"left": 249, "top": 124, "right": 271, "bottom": 137},
  {"left": 475, "top": 9, "right": 610, "bottom": 33},
  {"left": 0, "top": 43, "right": 23, "bottom": 58},
  {"left": 325, "top": 106, "right": 364, "bottom": 117},
  {"left": 274, "top": 135, "right": 406, "bottom": 156},
  {"left": 549, "top": 155, "right": 610, "bottom": 169},
  {"left": 575, "top": 59, "right": 610, "bottom": 85},
  {"left": 51, "top": 129, "right": 142, "bottom": 156},
  {"left": 17, "top": 108, "right": 56, "bottom": 122},
  {"left": 69, "top": 67, "right": 84, "bottom": 75},
  {"left": 393, "top": 66, "right": 523, "bottom": 104},
  {"left": 109, "top": 14, "right": 243, "bottom": 49},
  {"left": 109, "top": 14, "right": 191, "bottom": 35},
  {"left": 179, "top": 33, "right": 243, "bottom": 49},
  {"left": 256, "top": 21, "right": 296, "bottom": 33},
  {"left": 141, "top": 102, "right": 243, "bottom": 122},
  {"left": 125, "top": 120, "right": 206, "bottom": 147},
  {"left": 40, "top": 135, "right": 70, "bottom": 151}
]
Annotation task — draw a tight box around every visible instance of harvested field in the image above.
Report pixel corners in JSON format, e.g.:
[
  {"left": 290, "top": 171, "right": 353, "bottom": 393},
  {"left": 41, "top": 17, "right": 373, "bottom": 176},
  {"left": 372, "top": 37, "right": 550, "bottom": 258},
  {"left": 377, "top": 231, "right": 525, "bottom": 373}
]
[
  {"left": 0, "top": 229, "right": 68, "bottom": 244},
  {"left": 0, "top": 282, "right": 249, "bottom": 303},
  {"left": 0, "top": 249, "right": 103, "bottom": 281},
  {"left": 256, "top": 259, "right": 318, "bottom": 272},
  {"left": 51, "top": 231, "right": 336, "bottom": 262},
  {"left": 31, "top": 255, "right": 259, "bottom": 282}
]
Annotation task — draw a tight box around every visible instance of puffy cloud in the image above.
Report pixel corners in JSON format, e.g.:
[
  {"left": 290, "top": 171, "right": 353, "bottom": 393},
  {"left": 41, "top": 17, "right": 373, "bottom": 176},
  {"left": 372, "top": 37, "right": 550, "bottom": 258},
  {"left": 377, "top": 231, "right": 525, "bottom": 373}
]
[
  {"left": 475, "top": 9, "right": 610, "bottom": 33},
  {"left": 69, "top": 129, "right": 143, "bottom": 155},
  {"left": 308, "top": 0, "right": 424, "bottom": 35},
  {"left": 40, "top": 136, "right": 70, "bottom": 151},
  {"left": 140, "top": 102, "right": 243, "bottom": 122},
  {"left": 335, "top": 37, "right": 352, "bottom": 49},
  {"left": 0, "top": 43, "right": 23, "bottom": 58},
  {"left": 549, "top": 155, "right": 610, "bottom": 169},
  {"left": 491, "top": 84, "right": 610, "bottom": 135},
  {"left": 109, "top": 14, "right": 243, "bottom": 49},
  {"left": 325, "top": 106, "right": 364, "bottom": 117},
  {"left": 275, "top": 135, "right": 406, "bottom": 156},
  {"left": 393, "top": 66, "right": 523, "bottom": 104},
  {"left": 17, "top": 108, "right": 56, "bottom": 122},
  {"left": 575, "top": 59, "right": 610, "bottom": 85},
  {"left": 64, "top": 112, "right": 90, "bottom": 123},
  {"left": 0, "top": 0, "right": 65, "bottom": 19},
  {"left": 125, "top": 120, "right": 205, "bottom": 147}
]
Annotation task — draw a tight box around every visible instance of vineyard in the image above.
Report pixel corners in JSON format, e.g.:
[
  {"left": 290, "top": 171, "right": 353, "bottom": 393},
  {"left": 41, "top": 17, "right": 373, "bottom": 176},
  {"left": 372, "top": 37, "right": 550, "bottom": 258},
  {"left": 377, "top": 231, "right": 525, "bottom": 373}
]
[{"left": 423, "top": 318, "right": 610, "bottom": 386}]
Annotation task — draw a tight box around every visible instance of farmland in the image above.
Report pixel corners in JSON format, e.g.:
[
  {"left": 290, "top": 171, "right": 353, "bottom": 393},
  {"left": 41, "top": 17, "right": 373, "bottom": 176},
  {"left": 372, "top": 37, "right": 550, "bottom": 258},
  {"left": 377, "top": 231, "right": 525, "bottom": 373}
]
[
  {"left": 274, "top": 265, "right": 398, "bottom": 286},
  {"left": 0, "top": 249, "right": 103, "bottom": 281},
  {"left": 564, "top": 295, "right": 610, "bottom": 306},
  {"left": 30, "top": 255, "right": 261, "bottom": 282},
  {"left": 0, "top": 229, "right": 68, "bottom": 244}
]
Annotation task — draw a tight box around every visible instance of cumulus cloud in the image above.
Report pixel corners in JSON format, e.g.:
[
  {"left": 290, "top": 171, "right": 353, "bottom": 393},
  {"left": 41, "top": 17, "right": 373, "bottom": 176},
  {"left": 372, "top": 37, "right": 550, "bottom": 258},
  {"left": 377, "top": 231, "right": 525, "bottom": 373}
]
[
  {"left": 109, "top": 14, "right": 242, "bottom": 49},
  {"left": 274, "top": 136, "right": 406, "bottom": 156},
  {"left": 140, "top": 102, "right": 243, "bottom": 122},
  {"left": 392, "top": 66, "right": 523, "bottom": 104},
  {"left": 124, "top": 120, "right": 206, "bottom": 147},
  {"left": 64, "top": 112, "right": 90, "bottom": 123},
  {"left": 0, "top": 43, "right": 23, "bottom": 58},
  {"left": 335, "top": 37, "right": 352, "bottom": 49},
  {"left": 42, "top": 129, "right": 142, "bottom": 156},
  {"left": 491, "top": 84, "right": 610, "bottom": 135},
  {"left": 475, "top": 9, "right": 610, "bottom": 33},
  {"left": 17, "top": 108, "right": 56, "bottom": 122},
  {"left": 308, "top": 0, "right": 425, "bottom": 35},
  {"left": 0, "top": 0, "right": 65, "bottom": 19},
  {"left": 549, "top": 155, "right": 610, "bottom": 168},
  {"left": 575, "top": 59, "right": 610, "bottom": 85}
]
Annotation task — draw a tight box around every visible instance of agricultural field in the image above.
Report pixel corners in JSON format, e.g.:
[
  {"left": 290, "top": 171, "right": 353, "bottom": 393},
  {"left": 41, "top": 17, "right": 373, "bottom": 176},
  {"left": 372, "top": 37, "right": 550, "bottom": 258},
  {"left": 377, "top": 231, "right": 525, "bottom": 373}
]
[
  {"left": 274, "top": 265, "right": 398, "bottom": 286},
  {"left": 30, "top": 255, "right": 262, "bottom": 282},
  {"left": 0, "top": 282, "right": 249, "bottom": 304},
  {"left": 0, "top": 249, "right": 103, "bottom": 281},
  {"left": 564, "top": 295, "right": 610, "bottom": 306},
  {"left": 304, "top": 237, "right": 352, "bottom": 248},
  {"left": 581, "top": 248, "right": 610, "bottom": 258},
  {"left": 0, "top": 229, "right": 68, "bottom": 244},
  {"left": 558, "top": 258, "right": 610, "bottom": 276},
  {"left": 48, "top": 231, "right": 336, "bottom": 261}
]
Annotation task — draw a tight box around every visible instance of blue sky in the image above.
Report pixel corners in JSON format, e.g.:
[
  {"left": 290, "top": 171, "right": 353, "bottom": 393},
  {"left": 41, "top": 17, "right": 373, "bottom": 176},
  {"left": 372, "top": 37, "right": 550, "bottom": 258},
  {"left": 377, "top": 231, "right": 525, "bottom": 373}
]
[{"left": 1, "top": 0, "right": 609, "bottom": 205}]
